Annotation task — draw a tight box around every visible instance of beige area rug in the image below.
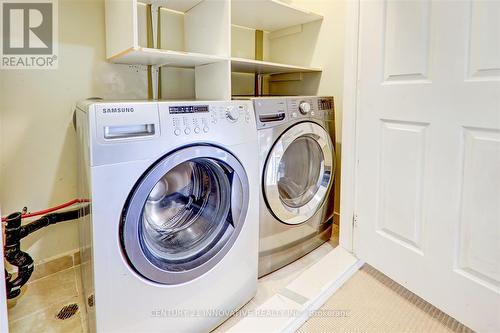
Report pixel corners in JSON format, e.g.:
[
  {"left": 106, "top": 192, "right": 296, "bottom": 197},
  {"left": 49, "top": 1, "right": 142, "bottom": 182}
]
[{"left": 298, "top": 265, "right": 473, "bottom": 333}]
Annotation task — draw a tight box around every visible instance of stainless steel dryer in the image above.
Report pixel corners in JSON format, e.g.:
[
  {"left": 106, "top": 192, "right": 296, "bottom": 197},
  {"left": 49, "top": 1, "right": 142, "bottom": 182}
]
[{"left": 253, "top": 96, "right": 336, "bottom": 277}]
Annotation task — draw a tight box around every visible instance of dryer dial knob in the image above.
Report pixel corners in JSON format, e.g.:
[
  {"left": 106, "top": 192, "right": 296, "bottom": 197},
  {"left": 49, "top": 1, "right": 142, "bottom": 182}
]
[
  {"left": 225, "top": 107, "right": 239, "bottom": 122},
  {"left": 299, "top": 102, "right": 311, "bottom": 114}
]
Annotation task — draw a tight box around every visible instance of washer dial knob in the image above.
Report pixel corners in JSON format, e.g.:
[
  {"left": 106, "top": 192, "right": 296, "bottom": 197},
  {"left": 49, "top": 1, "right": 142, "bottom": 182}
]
[
  {"left": 299, "top": 101, "right": 311, "bottom": 115},
  {"left": 225, "top": 107, "right": 239, "bottom": 122}
]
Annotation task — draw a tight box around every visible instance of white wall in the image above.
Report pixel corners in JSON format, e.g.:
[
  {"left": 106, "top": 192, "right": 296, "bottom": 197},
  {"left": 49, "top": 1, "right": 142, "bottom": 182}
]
[{"left": 0, "top": 0, "right": 148, "bottom": 264}]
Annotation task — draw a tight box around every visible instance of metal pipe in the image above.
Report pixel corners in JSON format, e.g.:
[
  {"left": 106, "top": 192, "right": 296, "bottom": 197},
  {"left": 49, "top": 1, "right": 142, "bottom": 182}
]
[
  {"left": 4, "top": 212, "right": 33, "bottom": 299},
  {"left": 3, "top": 205, "right": 90, "bottom": 299}
]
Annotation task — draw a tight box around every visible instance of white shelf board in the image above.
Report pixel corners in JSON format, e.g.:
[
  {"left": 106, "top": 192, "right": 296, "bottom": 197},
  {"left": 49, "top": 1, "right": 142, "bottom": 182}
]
[
  {"left": 109, "top": 47, "right": 228, "bottom": 67},
  {"left": 231, "top": 0, "right": 323, "bottom": 32},
  {"left": 231, "top": 57, "right": 321, "bottom": 74},
  {"left": 138, "top": 0, "right": 203, "bottom": 13}
]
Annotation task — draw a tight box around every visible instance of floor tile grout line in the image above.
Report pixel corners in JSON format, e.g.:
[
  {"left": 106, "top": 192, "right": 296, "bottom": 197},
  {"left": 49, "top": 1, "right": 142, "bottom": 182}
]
[{"left": 27, "top": 265, "right": 77, "bottom": 285}]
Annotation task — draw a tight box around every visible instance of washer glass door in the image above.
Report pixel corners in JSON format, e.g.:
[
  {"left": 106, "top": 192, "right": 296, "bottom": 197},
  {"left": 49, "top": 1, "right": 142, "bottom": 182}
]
[
  {"left": 264, "top": 122, "right": 334, "bottom": 225},
  {"left": 121, "top": 146, "right": 249, "bottom": 284}
]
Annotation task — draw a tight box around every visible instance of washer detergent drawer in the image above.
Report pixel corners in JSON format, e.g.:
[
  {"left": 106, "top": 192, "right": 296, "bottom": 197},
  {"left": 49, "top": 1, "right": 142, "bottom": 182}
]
[
  {"left": 104, "top": 124, "right": 156, "bottom": 139},
  {"left": 94, "top": 102, "right": 160, "bottom": 143},
  {"left": 90, "top": 102, "right": 161, "bottom": 166}
]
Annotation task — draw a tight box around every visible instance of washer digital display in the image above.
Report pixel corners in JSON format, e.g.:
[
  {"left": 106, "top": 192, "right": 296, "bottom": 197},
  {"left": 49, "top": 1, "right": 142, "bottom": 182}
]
[{"left": 169, "top": 105, "right": 209, "bottom": 114}]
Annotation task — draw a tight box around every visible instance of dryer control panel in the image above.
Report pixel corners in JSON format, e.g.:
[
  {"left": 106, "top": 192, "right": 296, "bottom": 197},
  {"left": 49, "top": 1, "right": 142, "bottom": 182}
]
[{"left": 252, "top": 96, "right": 334, "bottom": 130}]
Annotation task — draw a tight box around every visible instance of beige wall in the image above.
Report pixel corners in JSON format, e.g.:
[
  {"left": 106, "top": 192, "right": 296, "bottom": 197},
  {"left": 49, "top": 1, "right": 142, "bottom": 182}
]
[
  {"left": 267, "top": 0, "right": 346, "bottom": 217},
  {"left": 303, "top": 0, "right": 346, "bottom": 219},
  {"left": 0, "top": 0, "right": 148, "bottom": 263}
]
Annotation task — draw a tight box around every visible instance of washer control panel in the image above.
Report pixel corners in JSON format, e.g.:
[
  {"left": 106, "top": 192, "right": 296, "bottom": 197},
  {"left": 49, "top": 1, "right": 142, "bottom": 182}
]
[
  {"left": 87, "top": 100, "right": 256, "bottom": 166},
  {"left": 169, "top": 102, "right": 252, "bottom": 137}
]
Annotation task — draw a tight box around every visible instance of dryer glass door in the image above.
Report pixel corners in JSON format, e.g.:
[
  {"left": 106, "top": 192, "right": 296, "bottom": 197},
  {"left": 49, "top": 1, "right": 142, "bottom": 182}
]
[
  {"left": 264, "top": 122, "right": 334, "bottom": 225},
  {"left": 121, "top": 146, "right": 249, "bottom": 285}
]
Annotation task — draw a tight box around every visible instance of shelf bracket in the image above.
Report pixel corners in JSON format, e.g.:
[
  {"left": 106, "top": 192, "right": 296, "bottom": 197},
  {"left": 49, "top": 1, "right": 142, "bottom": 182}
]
[
  {"left": 146, "top": 4, "right": 161, "bottom": 100},
  {"left": 156, "top": 4, "right": 162, "bottom": 100},
  {"left": 254, "top": 29, "right": 264, "bottom": 96}
]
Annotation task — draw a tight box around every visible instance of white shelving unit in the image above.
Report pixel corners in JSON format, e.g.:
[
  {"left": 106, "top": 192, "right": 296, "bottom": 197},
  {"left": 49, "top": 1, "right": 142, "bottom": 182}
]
[
  {"left": 138, "top": 0, "right": 203, "bottom": 12},
  {"left": 104, "top": 0, "right": 323, "bottom": 100},
  {"left": 230, "top": 0, "right": 323, "bottom": 95},
  {"left": 231, "top": 57, "right": 321, "bottom": 74},
  {"left": 105, "top": 0, "right": 231, "bottom": 100},
  {"left": 109, "top": 48, "right": 227, "bottom": 67},
  {"left": 231, "top": 0, "right": 323, "bottom": 32}
]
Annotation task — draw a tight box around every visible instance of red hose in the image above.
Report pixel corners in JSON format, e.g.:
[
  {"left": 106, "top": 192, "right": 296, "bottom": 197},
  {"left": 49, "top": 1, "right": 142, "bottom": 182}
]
[{"left": 1, "top": 199, "right": 90, "bottom": 222}]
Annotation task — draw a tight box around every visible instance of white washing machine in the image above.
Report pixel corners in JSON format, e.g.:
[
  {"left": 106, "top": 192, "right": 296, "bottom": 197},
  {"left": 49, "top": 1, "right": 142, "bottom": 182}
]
[
  {"left": 74, "top": 99, "right": 259, "bottom": 332},
  {"left": 250, "top": 96, "right": 336, "bottom": 277}
]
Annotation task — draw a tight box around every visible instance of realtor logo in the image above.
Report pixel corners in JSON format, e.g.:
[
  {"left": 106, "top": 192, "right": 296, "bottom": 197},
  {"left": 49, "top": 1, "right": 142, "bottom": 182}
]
[{"left": 1, "top": 0, "right": 58, "bottom": 69}]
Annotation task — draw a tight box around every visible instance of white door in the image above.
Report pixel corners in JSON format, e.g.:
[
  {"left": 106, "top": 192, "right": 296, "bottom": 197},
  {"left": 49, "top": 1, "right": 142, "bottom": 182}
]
[{"left": 354, "top": 0, "right": 500, "bottom": 331}]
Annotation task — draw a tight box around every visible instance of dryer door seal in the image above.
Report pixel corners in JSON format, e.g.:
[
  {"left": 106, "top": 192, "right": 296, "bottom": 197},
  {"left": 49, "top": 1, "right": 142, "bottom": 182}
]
[
  {"left": 121, "top": 145, "right": 249, "bottom": 285},
  {"left": 263, "top": 122, "right": 334, "bottom": 225}
]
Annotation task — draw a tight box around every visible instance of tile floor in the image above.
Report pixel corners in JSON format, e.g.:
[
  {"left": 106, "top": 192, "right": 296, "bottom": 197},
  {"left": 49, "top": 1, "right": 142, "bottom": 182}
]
[
  {"left": 7, "top": 265, "right": 87, "bottom": 333},
  {"left": 7, "top": 225, "right": 339, "bottom": 333},
  {"left": 215, "top": 225, "right": 340, "bottom": 332},
  {"left": 7, "top": 224, "right": 471, "bottom": 333}
]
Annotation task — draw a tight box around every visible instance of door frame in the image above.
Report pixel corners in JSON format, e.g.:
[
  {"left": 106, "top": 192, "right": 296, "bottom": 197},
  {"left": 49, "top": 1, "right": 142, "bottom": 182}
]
[{"left": 339, "top": 0, "right": 361, "bottom": 254}]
